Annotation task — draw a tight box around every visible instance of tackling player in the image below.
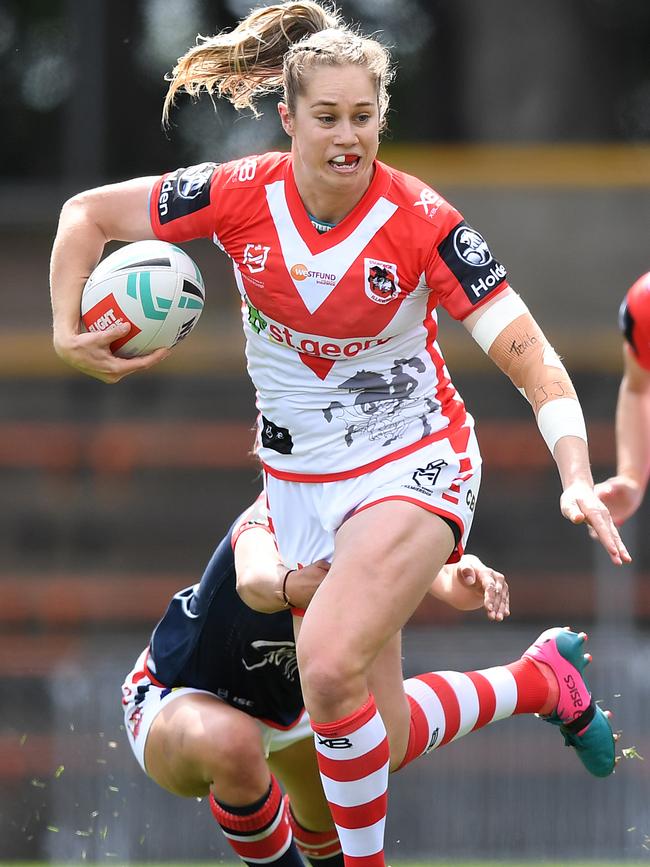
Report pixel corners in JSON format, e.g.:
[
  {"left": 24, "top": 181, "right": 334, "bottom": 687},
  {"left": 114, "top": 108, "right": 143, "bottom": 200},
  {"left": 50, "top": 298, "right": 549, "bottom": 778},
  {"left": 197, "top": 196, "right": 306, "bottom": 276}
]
[
  {"left": 123, "top": 496, "right": 614, "bottom": 867},
  {"left": 595, "top": 272, "right": 650, "bottom": 524}
]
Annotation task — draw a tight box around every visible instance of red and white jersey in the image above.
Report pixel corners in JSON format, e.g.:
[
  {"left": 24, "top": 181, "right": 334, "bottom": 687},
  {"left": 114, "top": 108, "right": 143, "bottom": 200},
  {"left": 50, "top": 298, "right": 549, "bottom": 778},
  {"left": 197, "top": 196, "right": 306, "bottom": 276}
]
[
  {"left": 150, "top": 153, "right": 510, "bottom": 480},
  {"left": 619, "top": 271, "right": 650, "bottom": 371}
]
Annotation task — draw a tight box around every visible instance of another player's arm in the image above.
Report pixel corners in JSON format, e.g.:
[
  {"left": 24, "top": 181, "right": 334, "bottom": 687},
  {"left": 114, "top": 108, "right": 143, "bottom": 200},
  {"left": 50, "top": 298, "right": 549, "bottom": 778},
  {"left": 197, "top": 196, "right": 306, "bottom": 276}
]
[
  {"left": 595, "top": 346, "right": 650, "bottom": 524},
  {"left": 50, "top": 177, "right": 164, "bottom": 383},
  {"left": 429, "top": 554, "right": 510, "bottom": 621},
  {"left": 237, "top": 526, "right": 508, "bottom": 619},
  {"left": 463, "top": 287, "right": 630, "bottom": 566},
  {"left": 234, "top": 525, "right": 330, "bottom": 613}
]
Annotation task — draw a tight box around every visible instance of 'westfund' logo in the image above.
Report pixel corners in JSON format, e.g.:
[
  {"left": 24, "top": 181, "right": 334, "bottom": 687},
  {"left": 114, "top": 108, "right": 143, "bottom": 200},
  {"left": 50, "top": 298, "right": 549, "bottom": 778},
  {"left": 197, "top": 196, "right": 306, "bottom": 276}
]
[
  {"left": 82, "top": 293, "right": 140, "bottom": 352},
  {"left": 438, "top": 220, "right": 507, "bottom": 304},
  {"left": 157, "top": 162, "right": 218, "bottom": 224},
  {"left": 290, "top": 264, "right": 337, "bottom": 286}
]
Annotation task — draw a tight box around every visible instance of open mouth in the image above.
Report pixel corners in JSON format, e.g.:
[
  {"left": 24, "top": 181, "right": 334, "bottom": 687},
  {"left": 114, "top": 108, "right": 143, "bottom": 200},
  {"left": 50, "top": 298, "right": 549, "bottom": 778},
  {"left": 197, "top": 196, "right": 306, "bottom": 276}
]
[{"left": 328, "top": 154, "right": 361, "bottom": 172}]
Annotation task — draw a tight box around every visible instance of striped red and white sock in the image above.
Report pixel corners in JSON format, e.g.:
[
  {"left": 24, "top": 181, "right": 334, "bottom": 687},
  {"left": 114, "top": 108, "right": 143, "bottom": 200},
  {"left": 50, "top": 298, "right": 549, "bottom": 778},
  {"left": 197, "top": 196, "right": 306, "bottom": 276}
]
[
  {"left": 399, "top": 657, "right": 549, "bottom": 768},
  {"left": 312, "top": 695, "right": 389, "bottom": 867},
  {"left": 209, "top": 776, "right": 303, "bottom": 867},
  {"left": 285, "top": 794, "right": 344, "bottom": 867}
]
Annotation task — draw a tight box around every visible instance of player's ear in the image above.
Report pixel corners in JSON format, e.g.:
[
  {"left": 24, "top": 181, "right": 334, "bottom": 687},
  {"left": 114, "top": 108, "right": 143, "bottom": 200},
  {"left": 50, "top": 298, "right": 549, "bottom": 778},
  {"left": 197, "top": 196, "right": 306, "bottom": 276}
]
[{"left": 278, "top": 102, "right": 294, "bottom": 137}]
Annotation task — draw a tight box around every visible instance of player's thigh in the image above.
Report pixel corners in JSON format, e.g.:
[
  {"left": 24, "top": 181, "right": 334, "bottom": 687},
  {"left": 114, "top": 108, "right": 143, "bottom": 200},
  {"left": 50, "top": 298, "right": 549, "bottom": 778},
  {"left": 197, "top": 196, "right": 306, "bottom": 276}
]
[
  {"left": 145, "top": 692, "right": 268, "bottom": 797},
  {"left": 298, "top": 501, "right": 455, "bottom": 679},
  {"left": 268, "top": 736, "right": 334, "bottom": 832}
]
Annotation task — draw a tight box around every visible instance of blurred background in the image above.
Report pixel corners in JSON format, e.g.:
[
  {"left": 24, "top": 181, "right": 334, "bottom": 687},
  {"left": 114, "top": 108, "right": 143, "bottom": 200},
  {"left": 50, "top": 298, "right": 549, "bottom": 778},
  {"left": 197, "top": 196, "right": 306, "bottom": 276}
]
[{"left": 1, "top": 0, "right": 649, "bottom": 862}]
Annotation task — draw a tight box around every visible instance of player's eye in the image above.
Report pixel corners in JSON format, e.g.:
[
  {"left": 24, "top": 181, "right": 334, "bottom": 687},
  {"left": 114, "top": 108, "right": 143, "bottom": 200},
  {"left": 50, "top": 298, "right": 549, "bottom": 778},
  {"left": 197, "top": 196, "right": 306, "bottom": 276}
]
[
  {"left": 318, "top": 115, "right": 335, "bottom": 124},
  {"left": 356, "top": 113, "right": 371, "bottom": 123}
]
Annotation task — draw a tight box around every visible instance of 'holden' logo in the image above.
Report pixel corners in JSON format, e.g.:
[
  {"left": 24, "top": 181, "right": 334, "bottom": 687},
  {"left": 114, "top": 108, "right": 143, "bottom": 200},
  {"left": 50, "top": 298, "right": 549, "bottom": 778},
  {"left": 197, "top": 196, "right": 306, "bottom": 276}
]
[
  {"left": 177, "top": 163, "right": 217, "bottom": 199},
  {"left": 453, "top": 227, "right": 493, "bottom": 267}
]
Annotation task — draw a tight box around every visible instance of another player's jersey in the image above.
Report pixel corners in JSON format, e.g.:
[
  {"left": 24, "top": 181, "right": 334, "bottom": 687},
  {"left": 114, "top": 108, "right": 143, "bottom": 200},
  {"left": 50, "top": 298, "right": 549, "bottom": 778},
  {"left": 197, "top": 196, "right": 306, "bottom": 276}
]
[
  {"left": 619, "top": 272, "right": 650, "bottom": 370},
  {"left": 150, "top": 153, "right": 510, "bottom": 480},
  {"left": 146, "top": 514, "right": 302, "bottom": 729}
]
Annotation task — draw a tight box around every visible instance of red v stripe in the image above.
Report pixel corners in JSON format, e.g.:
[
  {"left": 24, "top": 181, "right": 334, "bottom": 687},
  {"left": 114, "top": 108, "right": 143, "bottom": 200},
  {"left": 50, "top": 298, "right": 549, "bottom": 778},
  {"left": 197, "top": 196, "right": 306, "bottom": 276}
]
[{"left": 299, "top": 352, "right": 336, "bottom": 379}]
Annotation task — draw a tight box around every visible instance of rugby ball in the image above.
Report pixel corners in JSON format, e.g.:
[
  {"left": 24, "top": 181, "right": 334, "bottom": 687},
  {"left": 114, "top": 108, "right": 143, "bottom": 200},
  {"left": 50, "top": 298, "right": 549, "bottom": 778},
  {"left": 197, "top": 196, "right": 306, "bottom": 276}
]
[{"left": 81, "top": 240, "right": 205, "bottom": 357}]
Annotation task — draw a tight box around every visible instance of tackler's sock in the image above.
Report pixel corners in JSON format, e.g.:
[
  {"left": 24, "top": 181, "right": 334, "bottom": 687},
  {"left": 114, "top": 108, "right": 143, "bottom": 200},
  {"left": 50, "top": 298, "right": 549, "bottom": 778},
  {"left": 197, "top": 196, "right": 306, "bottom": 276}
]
[
  {"left": 210, "top": 776, "right": 303, "bottom": 867},
  {"left": 285, "top": 793, "right": 344, "bottom": 867}
]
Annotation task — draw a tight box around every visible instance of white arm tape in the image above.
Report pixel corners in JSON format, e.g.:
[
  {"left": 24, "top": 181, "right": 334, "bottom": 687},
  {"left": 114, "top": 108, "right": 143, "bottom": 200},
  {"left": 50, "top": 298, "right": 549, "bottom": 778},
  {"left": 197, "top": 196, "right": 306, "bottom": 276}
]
[
  {"left": 537, "top": 398, "right": 588, "bottom": 454},
  {"left": 470, "top": 292, "right": 529, "bottom": 353}
]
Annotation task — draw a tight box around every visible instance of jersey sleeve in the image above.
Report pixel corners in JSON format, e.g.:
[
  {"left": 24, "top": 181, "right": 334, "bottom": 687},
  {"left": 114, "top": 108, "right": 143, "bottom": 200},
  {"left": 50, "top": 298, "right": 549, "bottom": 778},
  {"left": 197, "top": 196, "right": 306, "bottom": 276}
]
[
  {"left": 619, "top": 272, "right": 650, "bottom": 370},
  {"left": 424, "top": 203, "right": 510, "bottom": 321},
  {"left": 150, "top": 161, "right": 223, "bottom": 242}
]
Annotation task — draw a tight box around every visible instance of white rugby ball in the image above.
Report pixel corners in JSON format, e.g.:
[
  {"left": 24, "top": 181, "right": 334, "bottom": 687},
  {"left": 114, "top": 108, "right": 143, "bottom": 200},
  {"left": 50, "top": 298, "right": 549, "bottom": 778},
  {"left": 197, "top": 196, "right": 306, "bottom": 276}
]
[{"left": 81, "top": 240, "right": 205, "bottom": 358}]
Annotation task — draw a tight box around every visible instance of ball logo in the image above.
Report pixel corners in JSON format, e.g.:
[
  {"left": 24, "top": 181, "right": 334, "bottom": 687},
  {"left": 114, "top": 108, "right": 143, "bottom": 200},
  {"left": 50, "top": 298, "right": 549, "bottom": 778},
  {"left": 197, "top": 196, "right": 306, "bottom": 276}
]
[
  {"left": 290, "top": 263, "right": 309, "bottom": 281},
  {"left": 453, "top": 226, "right": 493, "bottom": 267}
]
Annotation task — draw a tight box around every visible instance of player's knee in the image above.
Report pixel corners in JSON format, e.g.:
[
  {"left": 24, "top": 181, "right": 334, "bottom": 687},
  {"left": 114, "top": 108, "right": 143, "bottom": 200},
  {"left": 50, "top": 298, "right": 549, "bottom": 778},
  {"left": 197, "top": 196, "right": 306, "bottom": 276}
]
[
  {"left": 204, "top": 716, "right": 266, "bottom": 772},
  {"left": 298, "top": 649, "right": 364, "bottom": 709}
]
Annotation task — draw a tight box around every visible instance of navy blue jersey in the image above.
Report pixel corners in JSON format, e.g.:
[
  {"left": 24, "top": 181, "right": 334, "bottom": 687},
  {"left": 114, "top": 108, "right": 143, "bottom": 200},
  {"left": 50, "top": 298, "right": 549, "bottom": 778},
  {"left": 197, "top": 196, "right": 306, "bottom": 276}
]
[{"left": 147, "top": 523, "right": 304, "bottom": 728}]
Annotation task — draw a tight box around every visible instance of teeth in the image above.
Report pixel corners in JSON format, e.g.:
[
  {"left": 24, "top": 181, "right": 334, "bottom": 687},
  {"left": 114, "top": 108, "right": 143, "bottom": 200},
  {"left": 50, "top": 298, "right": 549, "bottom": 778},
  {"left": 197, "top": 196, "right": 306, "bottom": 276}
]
[{"left": 331, "top": 155, "right": 347, "bottom": 164}]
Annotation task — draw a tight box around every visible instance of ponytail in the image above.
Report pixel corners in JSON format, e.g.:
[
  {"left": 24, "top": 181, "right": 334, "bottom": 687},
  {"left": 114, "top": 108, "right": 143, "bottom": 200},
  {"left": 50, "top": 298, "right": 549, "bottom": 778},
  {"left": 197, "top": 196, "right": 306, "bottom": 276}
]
[{"left": 163, "top": 1, "right": 341, "bottom": 123}]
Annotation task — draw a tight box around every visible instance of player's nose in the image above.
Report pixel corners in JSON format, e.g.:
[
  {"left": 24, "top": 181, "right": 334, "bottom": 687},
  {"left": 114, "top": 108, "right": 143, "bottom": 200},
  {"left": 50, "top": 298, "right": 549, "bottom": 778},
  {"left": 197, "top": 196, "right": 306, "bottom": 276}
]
[{"left": 333, "top": 120, "right": 359, "bottom": 147}]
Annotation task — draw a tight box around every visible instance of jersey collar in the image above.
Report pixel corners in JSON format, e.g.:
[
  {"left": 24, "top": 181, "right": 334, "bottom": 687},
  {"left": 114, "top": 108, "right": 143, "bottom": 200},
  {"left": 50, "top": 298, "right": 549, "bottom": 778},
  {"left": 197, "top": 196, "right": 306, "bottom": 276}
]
[{"left": 283, "top": 159, "right": 392, "bottom": 255}]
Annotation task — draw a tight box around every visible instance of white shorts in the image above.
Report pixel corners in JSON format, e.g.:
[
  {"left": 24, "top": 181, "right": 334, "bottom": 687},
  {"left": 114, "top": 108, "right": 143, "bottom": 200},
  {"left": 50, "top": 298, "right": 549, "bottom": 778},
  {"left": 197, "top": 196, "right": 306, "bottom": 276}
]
[
  {"left": 121, "top": 648, "right": 313, "bottom": 774},
  {"left": 265, "top": 427, "right": 481, "bottom": 568}
]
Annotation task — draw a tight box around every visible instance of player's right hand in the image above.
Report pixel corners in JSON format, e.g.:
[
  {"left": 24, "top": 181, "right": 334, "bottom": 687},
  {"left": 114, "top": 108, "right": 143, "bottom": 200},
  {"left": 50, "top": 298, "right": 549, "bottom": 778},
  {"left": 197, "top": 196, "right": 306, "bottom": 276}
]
[
  {"left": 53, "top": 322, "right": 170, "bottom": 384},
  {"left": 594, "top": 475, "right": 644, "bottom": 527}
]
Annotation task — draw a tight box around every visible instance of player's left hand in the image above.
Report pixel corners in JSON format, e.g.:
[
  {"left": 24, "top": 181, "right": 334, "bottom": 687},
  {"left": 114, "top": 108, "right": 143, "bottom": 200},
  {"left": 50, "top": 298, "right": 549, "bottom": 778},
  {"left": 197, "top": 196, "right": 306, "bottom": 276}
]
[
  {"left": 560, "top": 480, "right": 631, "bottom": 565},
  {"left": 456, "top": 555, "right": 510, "bottom": 621},
  {"left": 283, "top": 560, "right": 330, "bottom": 609}
]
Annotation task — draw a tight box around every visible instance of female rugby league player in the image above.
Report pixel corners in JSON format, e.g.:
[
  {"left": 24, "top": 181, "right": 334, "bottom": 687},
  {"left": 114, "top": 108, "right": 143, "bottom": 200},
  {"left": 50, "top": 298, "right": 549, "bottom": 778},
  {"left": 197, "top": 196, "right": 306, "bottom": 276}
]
[{"left": 50, "top": 3, "right": 629, "bottom": 865}]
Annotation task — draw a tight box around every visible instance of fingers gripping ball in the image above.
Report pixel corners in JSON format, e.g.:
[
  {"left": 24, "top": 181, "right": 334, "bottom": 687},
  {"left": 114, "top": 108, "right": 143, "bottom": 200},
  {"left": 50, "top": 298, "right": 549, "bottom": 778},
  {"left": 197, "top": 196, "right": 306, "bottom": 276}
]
[{"left": 81, "top": 240, "right": 205, "bottom": 357}]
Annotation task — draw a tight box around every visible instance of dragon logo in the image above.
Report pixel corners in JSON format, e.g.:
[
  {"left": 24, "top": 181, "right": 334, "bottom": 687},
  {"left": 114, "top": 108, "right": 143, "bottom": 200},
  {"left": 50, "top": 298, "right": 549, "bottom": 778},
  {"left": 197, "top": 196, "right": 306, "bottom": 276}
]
[
  {"left": 242, "top": 640, "right": 298, "bottom": 681},
  {"left": 364, "top": 258, "right": 400, "bottom": 304},
  {"left": 323, "top": 357, "right": 439, "bottom": 447}
]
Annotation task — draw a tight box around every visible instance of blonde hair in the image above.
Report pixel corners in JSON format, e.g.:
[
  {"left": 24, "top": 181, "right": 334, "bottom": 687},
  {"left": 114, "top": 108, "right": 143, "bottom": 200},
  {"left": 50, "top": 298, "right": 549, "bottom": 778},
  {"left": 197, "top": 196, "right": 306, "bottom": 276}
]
[{"left": 163, "top": 0, "right": 393, "bottom": 130}]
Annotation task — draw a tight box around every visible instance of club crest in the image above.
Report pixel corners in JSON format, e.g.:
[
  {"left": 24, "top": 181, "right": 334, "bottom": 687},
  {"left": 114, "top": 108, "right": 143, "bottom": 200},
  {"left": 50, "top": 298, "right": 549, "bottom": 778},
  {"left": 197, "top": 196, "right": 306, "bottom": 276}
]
[{"left": 364, "top": 258, "right": 400, "bottom": 304}]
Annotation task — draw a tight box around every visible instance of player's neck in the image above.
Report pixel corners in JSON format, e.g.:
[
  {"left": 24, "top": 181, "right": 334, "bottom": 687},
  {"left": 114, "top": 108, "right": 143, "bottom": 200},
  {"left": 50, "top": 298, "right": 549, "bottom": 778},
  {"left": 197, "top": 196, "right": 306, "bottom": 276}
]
[{"left": 292, "top": 160, "right": 375, "bottom": 227}]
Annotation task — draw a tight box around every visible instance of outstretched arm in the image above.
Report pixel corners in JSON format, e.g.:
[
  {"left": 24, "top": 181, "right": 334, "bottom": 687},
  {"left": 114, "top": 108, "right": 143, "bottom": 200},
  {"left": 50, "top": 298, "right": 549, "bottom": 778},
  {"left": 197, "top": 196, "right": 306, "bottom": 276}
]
[
  {"left": 595, "top": 346, "right": 650, "bottom": 524},
  {"left": 49, "top": 177, "right": 167, "bottom": 383},
  {"left": 464, "top": 287, "right": 630, "bottom": 566}
]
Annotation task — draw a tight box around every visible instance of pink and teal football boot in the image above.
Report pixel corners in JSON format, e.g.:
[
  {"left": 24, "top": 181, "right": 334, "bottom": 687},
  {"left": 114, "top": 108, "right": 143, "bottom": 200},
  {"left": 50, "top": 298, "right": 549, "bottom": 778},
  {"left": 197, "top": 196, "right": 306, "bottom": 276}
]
[{"left": 523, "top": 626, "right": 616, "bottom": 778}]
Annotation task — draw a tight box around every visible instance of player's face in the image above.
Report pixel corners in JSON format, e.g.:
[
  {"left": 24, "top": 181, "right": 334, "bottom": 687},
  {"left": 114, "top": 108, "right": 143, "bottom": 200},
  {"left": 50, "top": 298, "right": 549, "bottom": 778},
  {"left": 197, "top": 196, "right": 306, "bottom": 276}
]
[{"left": 280, "top": 64, "right": 380, "bottom": 203}]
